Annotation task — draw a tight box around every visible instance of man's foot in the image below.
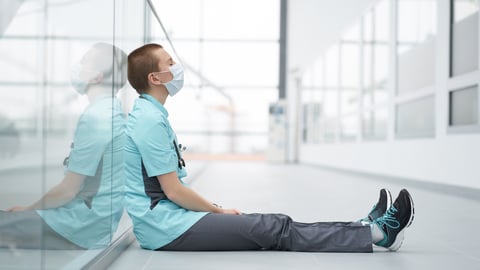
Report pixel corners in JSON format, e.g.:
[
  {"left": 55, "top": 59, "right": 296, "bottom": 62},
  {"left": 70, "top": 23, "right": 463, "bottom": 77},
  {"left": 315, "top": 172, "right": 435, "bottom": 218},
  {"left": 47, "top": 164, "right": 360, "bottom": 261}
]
[
  {"left": 360, "top": 188, "right": 392, "bottom": 223},
  {"left": 373, "top": 189, "right": 415, "bottom": 251}
]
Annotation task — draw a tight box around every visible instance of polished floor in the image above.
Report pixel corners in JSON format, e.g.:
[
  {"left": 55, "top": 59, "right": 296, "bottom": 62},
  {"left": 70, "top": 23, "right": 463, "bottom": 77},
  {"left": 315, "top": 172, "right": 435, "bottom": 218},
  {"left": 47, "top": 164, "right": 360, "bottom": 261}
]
[{"left": 108, "top": 161, "right": 480, "bottom": 270}]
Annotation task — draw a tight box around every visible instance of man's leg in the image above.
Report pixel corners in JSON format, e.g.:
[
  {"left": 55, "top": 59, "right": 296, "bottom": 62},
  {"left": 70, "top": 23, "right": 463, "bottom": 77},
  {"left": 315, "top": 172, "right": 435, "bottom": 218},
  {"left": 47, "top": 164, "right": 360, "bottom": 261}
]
[
  {"left": 0, "top": 210, "right": 82, "bottom": 250},
  {"left": 159, "top": 213, "right": 373, "bottom": 252}
]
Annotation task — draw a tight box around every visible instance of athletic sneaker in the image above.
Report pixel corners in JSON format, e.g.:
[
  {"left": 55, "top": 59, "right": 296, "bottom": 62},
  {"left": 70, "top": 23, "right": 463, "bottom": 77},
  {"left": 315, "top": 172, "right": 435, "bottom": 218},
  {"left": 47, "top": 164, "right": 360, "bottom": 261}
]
[
  {"left": 373, "top": 189, "right": 415, "bottom": 251},
  {"left": 360, "top": 188, "right": 392, "bottom": 223}
]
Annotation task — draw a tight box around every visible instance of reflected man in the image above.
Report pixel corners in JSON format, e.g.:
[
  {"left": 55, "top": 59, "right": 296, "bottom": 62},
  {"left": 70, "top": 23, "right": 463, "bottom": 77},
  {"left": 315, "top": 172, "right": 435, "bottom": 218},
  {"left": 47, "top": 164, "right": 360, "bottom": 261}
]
[{"left": 0, "top": 43, "right": 127, "bottom": 249}]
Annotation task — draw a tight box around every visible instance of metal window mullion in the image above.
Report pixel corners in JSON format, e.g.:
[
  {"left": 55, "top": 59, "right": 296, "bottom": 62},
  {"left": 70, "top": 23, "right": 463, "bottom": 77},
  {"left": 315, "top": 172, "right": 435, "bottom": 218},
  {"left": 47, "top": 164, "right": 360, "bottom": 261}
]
[
  {"left": 358, "top": 17, "right": 365, "bottom": 142},
  {"left": 388, "top": 0, "right": 398, "bottom": 141},
  {"left": 337, "top": 44, "right": 342, "bottom": 142}
]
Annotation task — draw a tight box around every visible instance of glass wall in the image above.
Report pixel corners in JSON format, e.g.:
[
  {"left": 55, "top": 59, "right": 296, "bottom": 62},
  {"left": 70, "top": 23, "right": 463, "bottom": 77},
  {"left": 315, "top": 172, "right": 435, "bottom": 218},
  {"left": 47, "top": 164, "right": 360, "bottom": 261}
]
[
  {"left": 362, "top": 0, "right": 389, "bottom": 140},
  {"left": 451, "top": 0, "right": 479, "bottom": 76},
  {"left": 397, "top": 0, "right": 437, "bottom": 95},
  {"left": 340, "top": 23, "right": 360, "bottom": 140},
  {"left": 150, "top": 0, "right": 280, "bottom": 155},
  {"left": 0, "top": 0, "right": 145, "bottom": 269},
  {"left": 300, "top": 0, "right": 390, "bottom": 144},
  {"left": 300, "top": 0, "right": 480, "bottom": 143},
  {"left": 449, "top": 0, "right": 479, "bottom": 131}
]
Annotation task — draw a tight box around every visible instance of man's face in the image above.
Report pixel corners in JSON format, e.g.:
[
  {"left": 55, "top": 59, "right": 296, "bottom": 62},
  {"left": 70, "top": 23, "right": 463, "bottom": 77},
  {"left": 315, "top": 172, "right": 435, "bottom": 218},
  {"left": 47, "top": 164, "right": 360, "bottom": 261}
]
[{"left": 154, "top": 48, "right": 176, "bottom": 83}]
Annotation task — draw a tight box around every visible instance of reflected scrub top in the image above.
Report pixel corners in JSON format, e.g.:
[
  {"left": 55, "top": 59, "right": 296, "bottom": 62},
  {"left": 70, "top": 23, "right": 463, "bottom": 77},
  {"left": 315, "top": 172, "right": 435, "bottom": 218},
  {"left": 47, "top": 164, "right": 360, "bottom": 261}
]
[
  {"left": 124, "top": 94, "right": 207, "bottom": 250},
  {"left": 37, "top": 95, "right": 126, "bottom": 249}
]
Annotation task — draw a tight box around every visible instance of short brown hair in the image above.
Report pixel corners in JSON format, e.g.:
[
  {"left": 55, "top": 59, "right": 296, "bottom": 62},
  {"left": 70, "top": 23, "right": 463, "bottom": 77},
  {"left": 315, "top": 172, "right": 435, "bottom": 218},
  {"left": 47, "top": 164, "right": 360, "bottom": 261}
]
[{"left": 127, "top": 43, "right": 163, "bottom": 94}]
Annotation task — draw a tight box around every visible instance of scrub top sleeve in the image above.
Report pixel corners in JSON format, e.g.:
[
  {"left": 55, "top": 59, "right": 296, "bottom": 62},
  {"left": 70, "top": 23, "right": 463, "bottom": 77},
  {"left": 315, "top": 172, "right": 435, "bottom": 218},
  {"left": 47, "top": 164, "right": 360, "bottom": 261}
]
[
  {"left": 68, "top": 113, "right": 111, "bottom": 176},
  {"left": 136, "top": 118, "right": 178, "bottom": 178}
]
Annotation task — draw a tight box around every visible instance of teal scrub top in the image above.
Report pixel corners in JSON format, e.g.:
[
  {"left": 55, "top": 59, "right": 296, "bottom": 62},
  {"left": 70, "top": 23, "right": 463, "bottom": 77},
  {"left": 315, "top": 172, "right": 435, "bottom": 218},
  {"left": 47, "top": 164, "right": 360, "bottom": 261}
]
[
  {"left": 37, "top": 95, "right": 126, "bottom": 249},
  {"left": 124, "top": 94, "right": 207, "bottom": 250}
]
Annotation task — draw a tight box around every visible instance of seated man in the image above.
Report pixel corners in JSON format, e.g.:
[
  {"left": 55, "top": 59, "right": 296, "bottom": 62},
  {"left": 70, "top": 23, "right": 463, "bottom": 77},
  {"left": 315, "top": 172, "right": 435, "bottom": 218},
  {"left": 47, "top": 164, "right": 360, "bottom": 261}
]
[{"left": 124, "top": 43, "right": 415, "bottom": 252}]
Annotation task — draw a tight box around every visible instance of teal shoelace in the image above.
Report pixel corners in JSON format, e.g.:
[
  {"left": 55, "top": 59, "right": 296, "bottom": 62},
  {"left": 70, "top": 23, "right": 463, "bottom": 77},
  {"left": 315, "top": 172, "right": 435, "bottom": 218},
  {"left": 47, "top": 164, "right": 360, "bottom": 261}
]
[{"left": 374, "top": 206, "right": 400, "bottom": 229}]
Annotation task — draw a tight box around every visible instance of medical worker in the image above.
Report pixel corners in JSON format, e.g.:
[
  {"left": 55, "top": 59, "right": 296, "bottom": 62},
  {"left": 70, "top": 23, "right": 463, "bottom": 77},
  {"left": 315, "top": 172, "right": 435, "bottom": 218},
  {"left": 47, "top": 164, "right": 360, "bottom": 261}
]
[
  {"left": 124, "top": 43, "right": 415, "bottom": 252},
  {"left": 0, "top": 43, "right": 127, "bottom": 249}
]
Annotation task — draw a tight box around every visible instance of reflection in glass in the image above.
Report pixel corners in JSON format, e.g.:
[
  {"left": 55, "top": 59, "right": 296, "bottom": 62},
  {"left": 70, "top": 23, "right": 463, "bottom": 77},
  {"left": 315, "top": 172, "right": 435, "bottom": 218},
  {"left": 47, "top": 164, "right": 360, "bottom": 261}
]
[{"left": 0, "top": 43, "right": 127, "bottom": 250}]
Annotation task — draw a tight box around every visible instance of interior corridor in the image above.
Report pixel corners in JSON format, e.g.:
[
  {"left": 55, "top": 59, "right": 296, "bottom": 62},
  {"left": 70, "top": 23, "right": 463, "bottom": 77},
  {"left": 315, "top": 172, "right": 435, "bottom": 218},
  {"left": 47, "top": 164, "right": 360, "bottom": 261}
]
[{"left": 108, "top": 160, "right": 480, "bottom": 270}]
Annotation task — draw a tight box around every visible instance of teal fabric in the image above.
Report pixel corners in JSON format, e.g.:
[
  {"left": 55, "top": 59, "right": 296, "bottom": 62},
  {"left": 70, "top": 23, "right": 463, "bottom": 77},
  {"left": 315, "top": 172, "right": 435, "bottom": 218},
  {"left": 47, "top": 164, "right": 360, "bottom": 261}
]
[
  {"left": 124, "top": 94, "right": 207, "bottom": 250},
  {"left": 37, "top": 95, "right": 126, "bottom": 249}
]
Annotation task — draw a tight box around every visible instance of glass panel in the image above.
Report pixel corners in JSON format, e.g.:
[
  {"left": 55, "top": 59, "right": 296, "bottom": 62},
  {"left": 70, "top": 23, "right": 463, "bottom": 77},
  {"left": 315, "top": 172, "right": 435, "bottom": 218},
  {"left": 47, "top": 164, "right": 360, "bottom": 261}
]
[
  {"left": 321, "top": 90, "right": 338, "bottom": 142},
  {"left": 150, "top": 0, "right": 280, "bottom": 155},
  {"left": 341, "top": 22, "right": 360, "bottom": 115},
  {"left": 363, "top": 0, "right": 389, "bottom": 108},
  {"left": 153, "top": 0, "right": 281, "bottom": 40},
  {"left": 313, "top": 57, "right": 324, "bottom": 88},
  {"left": 202, "top": 42, "right": 279, "bottom": 87},
  {"left": 450, "top": 86, "right": 478, "bottom": 126},
  {"left": 451, "top": 0, "right": 479, "bottom": 76},
  {"left": 362, "top": 108, "right": 388, "bottom": 140},
  {"left": 203, "top": 0, "right": 280, "bottom": 40},
  {"left": 1, "top": 1, "right": 48, "bottom": 268},
  {"left": 301, "top": 67, "right": 313, "bottom": 143},
  {"left": 1, "top": 0, "right": 145, "bottom": 268},
  {"left": 302, "top": 59, "right": 324, "bottom": 144},
  {"left": 396, "top": 96, "right": 435, "bottom": 137},
  {"left": 340, "top": 115, "right": 358, "bottom": 141},
  {"left": 321, "top": 45, "right": 339, "bottom": 142},
  {"left": 151, "top": 0, "right": 203, "bottom": 39},
  {"left": 171, "top": 87, "right": 277, "bottom": 153},
  {"left": 397, "top": 0, "right": 437, "bottom": 94},
  {"left": 325, "top": 45, "right": 339, "bottom": 88}
]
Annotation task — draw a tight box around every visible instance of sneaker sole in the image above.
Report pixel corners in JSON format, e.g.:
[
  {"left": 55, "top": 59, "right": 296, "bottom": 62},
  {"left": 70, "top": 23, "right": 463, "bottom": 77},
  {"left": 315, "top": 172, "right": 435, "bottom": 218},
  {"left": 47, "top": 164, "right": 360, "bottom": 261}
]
[
  {"left": 388, "top": 191, "right": 415, "bottom": 251},
  {"left": 405, "top": 190, "right": 415, "bottom": 228},
  {"left": 388, "top": 227, "right": 406, "bottom": 251}
]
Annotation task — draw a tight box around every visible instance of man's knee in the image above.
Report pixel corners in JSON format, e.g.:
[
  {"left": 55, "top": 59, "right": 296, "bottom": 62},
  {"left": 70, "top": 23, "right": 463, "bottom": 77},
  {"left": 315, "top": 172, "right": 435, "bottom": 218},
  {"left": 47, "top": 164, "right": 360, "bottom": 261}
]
[{"left": 247, "top": 213, "right": 293, "bottom": 250}]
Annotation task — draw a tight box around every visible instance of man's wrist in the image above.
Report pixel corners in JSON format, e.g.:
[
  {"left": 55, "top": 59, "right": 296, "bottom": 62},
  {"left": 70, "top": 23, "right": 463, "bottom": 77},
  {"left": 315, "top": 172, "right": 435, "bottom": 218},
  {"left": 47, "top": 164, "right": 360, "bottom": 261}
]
[{"left": 212, "top": 203, "right": 223, "bottom": 213}]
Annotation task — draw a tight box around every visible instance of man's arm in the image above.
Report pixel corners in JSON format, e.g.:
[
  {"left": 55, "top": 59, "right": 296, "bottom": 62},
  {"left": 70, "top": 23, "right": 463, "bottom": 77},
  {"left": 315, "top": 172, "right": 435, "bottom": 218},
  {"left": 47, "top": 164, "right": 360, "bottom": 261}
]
[
  {"left": 157, "top": 171, "right": 241, "bottom": 215},
  {"left": 7, "top": 171, "right": 86, "bottom": 212}
]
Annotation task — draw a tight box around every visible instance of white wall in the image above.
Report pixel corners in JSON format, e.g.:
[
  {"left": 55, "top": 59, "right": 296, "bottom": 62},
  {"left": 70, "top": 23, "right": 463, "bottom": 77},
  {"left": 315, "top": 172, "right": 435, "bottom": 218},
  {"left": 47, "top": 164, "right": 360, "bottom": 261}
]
[
  {"left": 300, "top": 136, "right": 480, "bottom": 189},
  {"left": 290, "top": 0, "right": 480, "bottom": 189}
]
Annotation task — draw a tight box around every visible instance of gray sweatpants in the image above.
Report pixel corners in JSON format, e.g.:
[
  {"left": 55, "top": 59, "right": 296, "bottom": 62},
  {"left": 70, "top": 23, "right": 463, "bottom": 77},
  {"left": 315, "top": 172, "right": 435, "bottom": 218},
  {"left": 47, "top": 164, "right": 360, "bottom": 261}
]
[
  {"left": 0, "top": 210, "right": 82, "bottom": 250},
  {"left": 159, "top": 213, "right": 373, "bottom": 252}
]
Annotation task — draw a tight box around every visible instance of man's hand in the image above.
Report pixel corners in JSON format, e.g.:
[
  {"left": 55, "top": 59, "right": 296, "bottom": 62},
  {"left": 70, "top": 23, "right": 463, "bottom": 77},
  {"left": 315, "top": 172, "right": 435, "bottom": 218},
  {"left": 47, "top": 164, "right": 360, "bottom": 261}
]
[
  {"left": 6, "top": 206, "right": 29, "bottom": 212},
  {"left": 220, "top": 208, "right": 242, "bottom": 215}
]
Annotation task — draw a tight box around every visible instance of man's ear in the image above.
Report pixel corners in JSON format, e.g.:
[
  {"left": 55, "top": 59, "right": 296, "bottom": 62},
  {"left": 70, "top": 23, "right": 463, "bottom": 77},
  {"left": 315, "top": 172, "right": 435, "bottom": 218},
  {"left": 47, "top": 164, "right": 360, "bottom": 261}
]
[
  {"left": 148, "top": 73, "right": 162, "bottom": 86},
  {"left": 90, "top": 72, "right": 104, "bottom": 84}
]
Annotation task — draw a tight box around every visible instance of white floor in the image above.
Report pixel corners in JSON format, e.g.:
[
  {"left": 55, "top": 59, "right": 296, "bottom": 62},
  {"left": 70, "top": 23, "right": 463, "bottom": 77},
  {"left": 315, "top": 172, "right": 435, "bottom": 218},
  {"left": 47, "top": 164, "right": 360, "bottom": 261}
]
[{"left": 108, "top": 161, "right": 480, "bottom": 270}]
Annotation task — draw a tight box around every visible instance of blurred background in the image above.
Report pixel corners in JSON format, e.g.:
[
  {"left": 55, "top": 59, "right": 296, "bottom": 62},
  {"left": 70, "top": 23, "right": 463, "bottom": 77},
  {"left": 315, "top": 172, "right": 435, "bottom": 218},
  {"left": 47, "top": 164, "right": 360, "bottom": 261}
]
[{"left": 0, "top": 0, "right": 479, "bottom": 269}]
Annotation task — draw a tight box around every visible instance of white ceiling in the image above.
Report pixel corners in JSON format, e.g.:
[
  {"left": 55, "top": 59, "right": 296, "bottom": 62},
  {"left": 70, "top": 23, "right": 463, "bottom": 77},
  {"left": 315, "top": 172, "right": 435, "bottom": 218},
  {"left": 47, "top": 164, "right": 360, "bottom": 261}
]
[{"left": 287, "top": 0, "right": 376, "bottom": 72}]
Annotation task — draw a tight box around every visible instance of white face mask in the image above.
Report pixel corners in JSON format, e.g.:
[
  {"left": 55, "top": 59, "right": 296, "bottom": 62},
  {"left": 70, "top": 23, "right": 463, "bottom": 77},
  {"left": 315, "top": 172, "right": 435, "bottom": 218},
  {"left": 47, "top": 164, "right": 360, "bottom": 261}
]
[
  {"left": 155, "top": 63, "right": 185, "bottom": 96},
  {"left": 70, "top": 62, "right": 101, "bottom": 95}
]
